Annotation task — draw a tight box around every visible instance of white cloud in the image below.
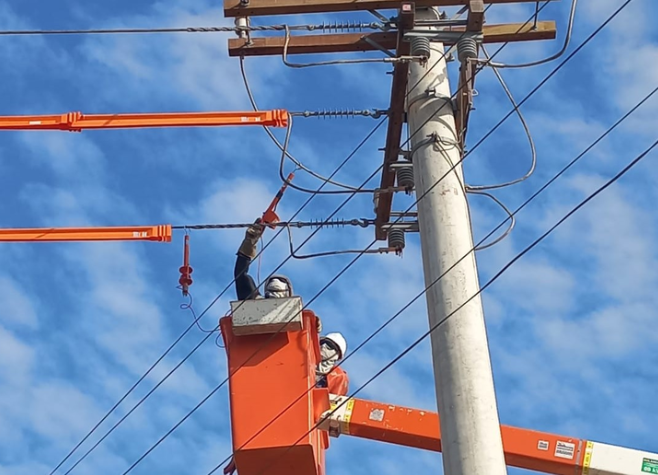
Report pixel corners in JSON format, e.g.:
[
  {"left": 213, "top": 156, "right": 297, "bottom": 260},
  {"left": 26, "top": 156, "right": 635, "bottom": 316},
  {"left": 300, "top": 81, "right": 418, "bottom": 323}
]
[{"left": 0, "top": 277, "right": 40, "bottom": 329}]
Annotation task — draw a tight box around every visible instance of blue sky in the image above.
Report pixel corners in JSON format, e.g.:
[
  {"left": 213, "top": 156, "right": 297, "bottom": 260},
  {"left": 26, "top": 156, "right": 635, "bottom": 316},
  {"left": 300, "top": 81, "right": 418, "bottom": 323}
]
[{"left": 0, "top": 0, "right": 657, "bottom": 474}]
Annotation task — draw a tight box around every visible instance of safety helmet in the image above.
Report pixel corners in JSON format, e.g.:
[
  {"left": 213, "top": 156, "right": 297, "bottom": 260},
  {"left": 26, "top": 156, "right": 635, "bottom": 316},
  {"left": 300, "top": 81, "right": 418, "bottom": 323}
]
[
  {"left": 320, "top": 332, "right": 347, "bottom": 359},
  {"left": 264, "top": 276, "right": 292, "bottom": 298}
]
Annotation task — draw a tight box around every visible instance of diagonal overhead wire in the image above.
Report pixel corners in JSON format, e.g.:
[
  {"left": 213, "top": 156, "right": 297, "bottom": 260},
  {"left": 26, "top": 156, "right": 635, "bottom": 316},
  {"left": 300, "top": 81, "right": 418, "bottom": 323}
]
[
  {"left": 118, "top": 1, "right": 615, "bottom": 471},
  {"left": 58, "top": 2, "right": 556, "bottom": 471},
  {"left": 247, "top": 135, "right": 658, "bottom": 475},
  {"left": 50, "top": 116, "right": 386, "bottom": 475},
  {"left": 200, "top": 3, "right": 641, "bottom": 472},
  {"left": 55, "top": 4, "right": 510, "bottom": 471},
  {"left": 205, "top": 81, "right": 658, "bottom": 475}
]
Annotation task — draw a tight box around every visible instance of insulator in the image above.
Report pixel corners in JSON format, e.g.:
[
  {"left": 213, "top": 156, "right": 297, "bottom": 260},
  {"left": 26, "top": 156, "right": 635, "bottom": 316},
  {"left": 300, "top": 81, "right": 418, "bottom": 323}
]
[
  {"left": 410, "top": 37, "right": 431, "bottom": 59},
  {"left": 387, "top": 228, "right": 406, "bottom": 251},
  {"left": 457, "top": 36, "right": 478, "bottom": 63},
  {"left": 396, "top": 166, "right": 415, "bottom": 190},
  {"left": 315, "top": 21, "right": 367, "bottom": 33}
]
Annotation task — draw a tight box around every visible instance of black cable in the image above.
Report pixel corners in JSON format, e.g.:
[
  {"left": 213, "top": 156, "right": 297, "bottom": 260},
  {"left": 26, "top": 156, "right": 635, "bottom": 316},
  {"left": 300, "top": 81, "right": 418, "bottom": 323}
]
[
  {"left": 245, "top": 135, "right": 658, "bottom": 475},
  {"left": 114, "top": 4, "right": 573, "bottom": 472},
  {"left": 257, "top": 3, "right": 502, "bottom": 195},
  {"left": 74, "top": 2, "right": 578, "bottom": 471},
  {"left": 201, "top": 5, "right": 644, "bottom": 473},
  {"left": 51, "top": 118, "right": 387, "bottom": 475},
  {"left": 60, "top": 9, "right": 515, "bottom": 470}
]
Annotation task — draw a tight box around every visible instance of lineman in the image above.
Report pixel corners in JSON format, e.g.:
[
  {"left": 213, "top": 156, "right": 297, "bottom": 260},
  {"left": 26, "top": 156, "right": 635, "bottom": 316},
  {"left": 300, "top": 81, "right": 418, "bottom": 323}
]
[{"left": 224, "top": 220, "right": 350, "bottom": 475}]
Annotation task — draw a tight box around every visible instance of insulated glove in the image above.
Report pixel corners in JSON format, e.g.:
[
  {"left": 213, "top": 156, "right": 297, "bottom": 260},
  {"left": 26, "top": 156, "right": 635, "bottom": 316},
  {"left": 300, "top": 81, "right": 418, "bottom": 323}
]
[{"left": 238, "top": 218, "right": 265, "bottom": 260}]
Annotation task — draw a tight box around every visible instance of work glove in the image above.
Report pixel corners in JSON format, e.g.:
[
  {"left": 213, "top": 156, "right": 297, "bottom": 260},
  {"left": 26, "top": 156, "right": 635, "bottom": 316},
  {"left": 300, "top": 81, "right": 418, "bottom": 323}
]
[
  {"left": 238, "top": 218, "right": 264, "bottom": 260},
  {"left": 316, "top": 316, "right": 323, "bottom": 334}
]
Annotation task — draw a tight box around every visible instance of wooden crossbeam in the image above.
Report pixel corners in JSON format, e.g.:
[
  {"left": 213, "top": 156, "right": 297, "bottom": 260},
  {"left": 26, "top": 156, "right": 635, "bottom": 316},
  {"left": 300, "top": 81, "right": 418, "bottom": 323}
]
[
  {"left": 224, "top": 0, "right": 557, "bottom": 18},
  {"left": 375, "top": 3, "right": 415, "bottom": 240},
  {"left": 228, "top": 21, "right": 556, "bottom": 56}
]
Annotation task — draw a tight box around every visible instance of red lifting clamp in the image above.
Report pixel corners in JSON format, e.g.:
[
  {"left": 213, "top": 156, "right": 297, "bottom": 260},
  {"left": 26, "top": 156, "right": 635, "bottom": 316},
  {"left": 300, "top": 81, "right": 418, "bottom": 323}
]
[{"left": 179, "top": 234, "right": 193, "bottom": 296}]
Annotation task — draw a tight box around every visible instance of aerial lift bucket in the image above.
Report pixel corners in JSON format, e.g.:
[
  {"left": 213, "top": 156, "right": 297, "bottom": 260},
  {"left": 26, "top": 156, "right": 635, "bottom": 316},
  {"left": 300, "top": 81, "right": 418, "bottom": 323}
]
[{"left": 220, "top": 297, "right": 330, "bottom": 475}]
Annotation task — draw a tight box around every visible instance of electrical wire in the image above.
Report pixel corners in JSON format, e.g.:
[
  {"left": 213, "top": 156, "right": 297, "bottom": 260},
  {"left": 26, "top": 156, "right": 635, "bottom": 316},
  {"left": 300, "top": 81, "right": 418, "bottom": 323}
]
[
  {"left": 50, "top": 118, "right": 387, "bottom": 475},
  {"left": 466, "top": 45, "right": 537, "bottom": 191},
  {"left": 0, "top": 23, "right": 382, "bottom": 36},
  {"left": 201, "top": 5, "right": 641, "bottom": 473},
  {"left": 484, "top": 0, "right": 579, "bottom": 68},
  {"left": 77, "top": 3, "right": 576, "bottom": 471},
  {"left": 124, "top": 6, "right": 576, "bottom": 472},
  {"left": 111, "top": 5, "right": 571, "bottom": 472},
  {"left": 204, "top": 82, "right": 658, "bottom": 475},
  {"left": 234, "top": 134, "right": 658, "bottom": 475},
  {"left": 239, "top": 55, "right": 370, "bottom": 193},
  {"left": 277, "top": 114, "right": 382, "bottom": 194},
  {"left": 467, "top": 190, "right": 516, "bottom": 250},
  {"left": 282, "top": 25, "right": 422, "bottom": 68},
  {"left": 172, "top": 219, "right": 373, "bottom": 230},
  {"left": 284, "top": 225, "right": 398, "bottom": 259},
  {"left": 178, "top": 289, "right": 216, "bottom": 334}
]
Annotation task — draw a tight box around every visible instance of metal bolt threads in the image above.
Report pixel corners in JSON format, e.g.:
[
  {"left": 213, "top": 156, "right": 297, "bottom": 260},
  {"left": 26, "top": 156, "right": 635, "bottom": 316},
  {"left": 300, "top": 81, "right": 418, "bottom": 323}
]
[
  {"left": 387, "top": 228, "right": 406, "bottom": 251},
  {"left": 410, "top": 36, "right": 431, "bottom": 60},
  {"left": 396, "top": 166, "right": 415, "bottom": 190},
  {"left": 457, "top": 36, "right": 478, "bottom": 63}
]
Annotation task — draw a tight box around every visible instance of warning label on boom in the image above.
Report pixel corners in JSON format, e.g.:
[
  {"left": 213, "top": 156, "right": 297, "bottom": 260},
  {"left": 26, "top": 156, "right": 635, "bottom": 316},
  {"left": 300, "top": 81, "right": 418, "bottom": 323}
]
[
  {"left": 554, "top": 441, "right": 575, "bottom": 459},
  {"left": 642, "top": 458, "right": 658, "bottom": 474}
]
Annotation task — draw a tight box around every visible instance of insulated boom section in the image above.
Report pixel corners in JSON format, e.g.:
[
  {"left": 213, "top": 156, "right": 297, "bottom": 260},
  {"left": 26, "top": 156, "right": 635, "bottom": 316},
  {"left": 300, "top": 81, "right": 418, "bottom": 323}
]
[
  {"left": 321, "top": 397, "right": 658, "bottom": 475},
  {"left": 0, "top": 225, "right": 172, "bottom": 242},
  {"left": 0, "top": 109, "right": 288, "bottom": 132}
]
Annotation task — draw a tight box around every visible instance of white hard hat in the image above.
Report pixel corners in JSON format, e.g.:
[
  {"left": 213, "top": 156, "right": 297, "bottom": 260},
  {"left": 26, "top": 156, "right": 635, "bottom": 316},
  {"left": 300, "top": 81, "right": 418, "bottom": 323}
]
[{"left": 321, "top": 332, "right": 347, "bottom": 359}]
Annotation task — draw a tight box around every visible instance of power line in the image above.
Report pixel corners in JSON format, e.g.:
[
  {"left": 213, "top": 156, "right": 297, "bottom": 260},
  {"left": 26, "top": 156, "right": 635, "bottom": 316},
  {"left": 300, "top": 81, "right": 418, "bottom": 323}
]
[
  {"left": 172, "top": 218, "right": 375, "bottom": 230},
  {"left": 119, "top": 4, "right": 582, "bottom": 472},
  {"left": 244, "top": 134, "right": 658, "bottom": 475},
  {"left": 484, "top": 0, "right": 579, "bottom": 68},
  {"left": 55, "top": 9, "right": 496, "bottom": 470},
  {"left": 205, "top": 81, "right": 658, "bottom": 475},
  {"left": 61, "top": 2, "right": 565, "bottom": 470},
  {"left": 201, "top": 6, "right": 644, "bottom": 473},
  {"left": 0, "top": 23, "right": 382, "bottom": 37},
  {"left": 50, "top": 117, "right": 386, "bottom": 475}
]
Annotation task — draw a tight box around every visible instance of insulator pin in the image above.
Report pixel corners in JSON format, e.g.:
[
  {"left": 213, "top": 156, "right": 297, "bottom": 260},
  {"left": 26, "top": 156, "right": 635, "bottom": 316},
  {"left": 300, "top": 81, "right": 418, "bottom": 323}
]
[
  {"left": 411, "top": 37, "right": 431, "bottom": 60},
  {"left": 396, "top": 166, "right": 415, "bottom": 191},
  {"left": 457, "top": 36, "right": 478, "bottom": 63},
  {"left": 387, "top": 228, "right": 406, "bottom": 252}
]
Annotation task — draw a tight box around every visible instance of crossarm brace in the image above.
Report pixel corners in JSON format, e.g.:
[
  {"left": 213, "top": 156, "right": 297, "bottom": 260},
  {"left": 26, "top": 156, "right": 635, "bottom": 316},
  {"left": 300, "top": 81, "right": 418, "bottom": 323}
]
[
  {"left": 319, "top": 395, "right": 658, "bottom": 475},
  {"left": 0, "top": 110, "right": 288, "bottom": 132}
]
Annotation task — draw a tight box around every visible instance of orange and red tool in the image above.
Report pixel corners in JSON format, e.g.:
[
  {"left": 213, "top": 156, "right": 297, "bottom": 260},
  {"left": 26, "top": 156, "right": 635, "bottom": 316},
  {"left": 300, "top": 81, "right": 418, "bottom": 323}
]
[{"left": 261, "top": 172, "right": 295, "bottom": 229}]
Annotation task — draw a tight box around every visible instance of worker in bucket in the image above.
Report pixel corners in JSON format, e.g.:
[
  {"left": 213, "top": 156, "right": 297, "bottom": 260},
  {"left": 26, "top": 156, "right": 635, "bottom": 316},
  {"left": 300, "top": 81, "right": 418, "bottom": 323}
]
[
  {"left": 223, "top": 332, "right": 349, "bottom": 475},
  {"left": 224, "top": 221, "right": 349, "bottom": 475},
  {"left": 234, "top": 219, "right": 350, "bottom": 391},
  {"left": 234, "top": 218, "right": 294, "bottom": 301}
]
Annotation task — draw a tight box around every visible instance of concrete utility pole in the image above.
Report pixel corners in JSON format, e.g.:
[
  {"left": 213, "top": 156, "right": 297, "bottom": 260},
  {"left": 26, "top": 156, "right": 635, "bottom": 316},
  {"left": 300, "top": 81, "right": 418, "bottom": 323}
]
[{"left": 407, "top": 7, "right": 508, "bottom": 475}]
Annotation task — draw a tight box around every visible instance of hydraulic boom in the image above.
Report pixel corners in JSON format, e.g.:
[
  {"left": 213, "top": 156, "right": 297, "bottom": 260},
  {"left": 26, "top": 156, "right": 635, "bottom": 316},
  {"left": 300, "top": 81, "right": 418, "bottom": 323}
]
[
  {"left": 320, "top": 395, "right": 658, "bottom": 475},
  {"left": 0, "top": 109, "right": 288, "bottom": 132}
]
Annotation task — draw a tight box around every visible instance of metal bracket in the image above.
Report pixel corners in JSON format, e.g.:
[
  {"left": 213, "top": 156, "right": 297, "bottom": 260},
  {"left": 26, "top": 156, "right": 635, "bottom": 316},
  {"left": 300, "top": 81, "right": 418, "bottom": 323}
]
[
  {"left": 381, "top": 221, "right": 419, "bottom": 232},
  {"left": 363, "top": 36, "right": 396, "bottom": 58},
  {"left": 403, "top": 30, "right": 483, "bottom": 44}
]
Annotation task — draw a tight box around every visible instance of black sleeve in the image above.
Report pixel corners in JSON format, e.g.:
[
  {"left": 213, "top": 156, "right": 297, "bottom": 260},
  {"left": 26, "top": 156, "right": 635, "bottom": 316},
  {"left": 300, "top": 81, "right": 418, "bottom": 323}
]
[{"left": 235, "top": 253, "right": 260, "bottom": 300}]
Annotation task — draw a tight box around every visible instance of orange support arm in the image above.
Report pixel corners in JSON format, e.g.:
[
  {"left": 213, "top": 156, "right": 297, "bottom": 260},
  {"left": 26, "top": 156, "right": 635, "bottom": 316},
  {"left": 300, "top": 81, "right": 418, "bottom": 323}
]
[
  {"left": 321, "top": 396, "right": 589, "bottom": 475},
  {"left": 0, "top": 225, "right": 172, "bottom": 242},
  {"left": 0, "top": 109, "right": 288, "bottom": 132}
]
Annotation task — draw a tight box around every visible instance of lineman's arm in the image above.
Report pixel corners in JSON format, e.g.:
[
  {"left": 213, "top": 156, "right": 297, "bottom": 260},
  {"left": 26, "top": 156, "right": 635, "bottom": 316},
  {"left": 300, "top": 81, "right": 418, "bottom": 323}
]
[{"left": 234, "top": 220, "right": 264, "bottom": 300}]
